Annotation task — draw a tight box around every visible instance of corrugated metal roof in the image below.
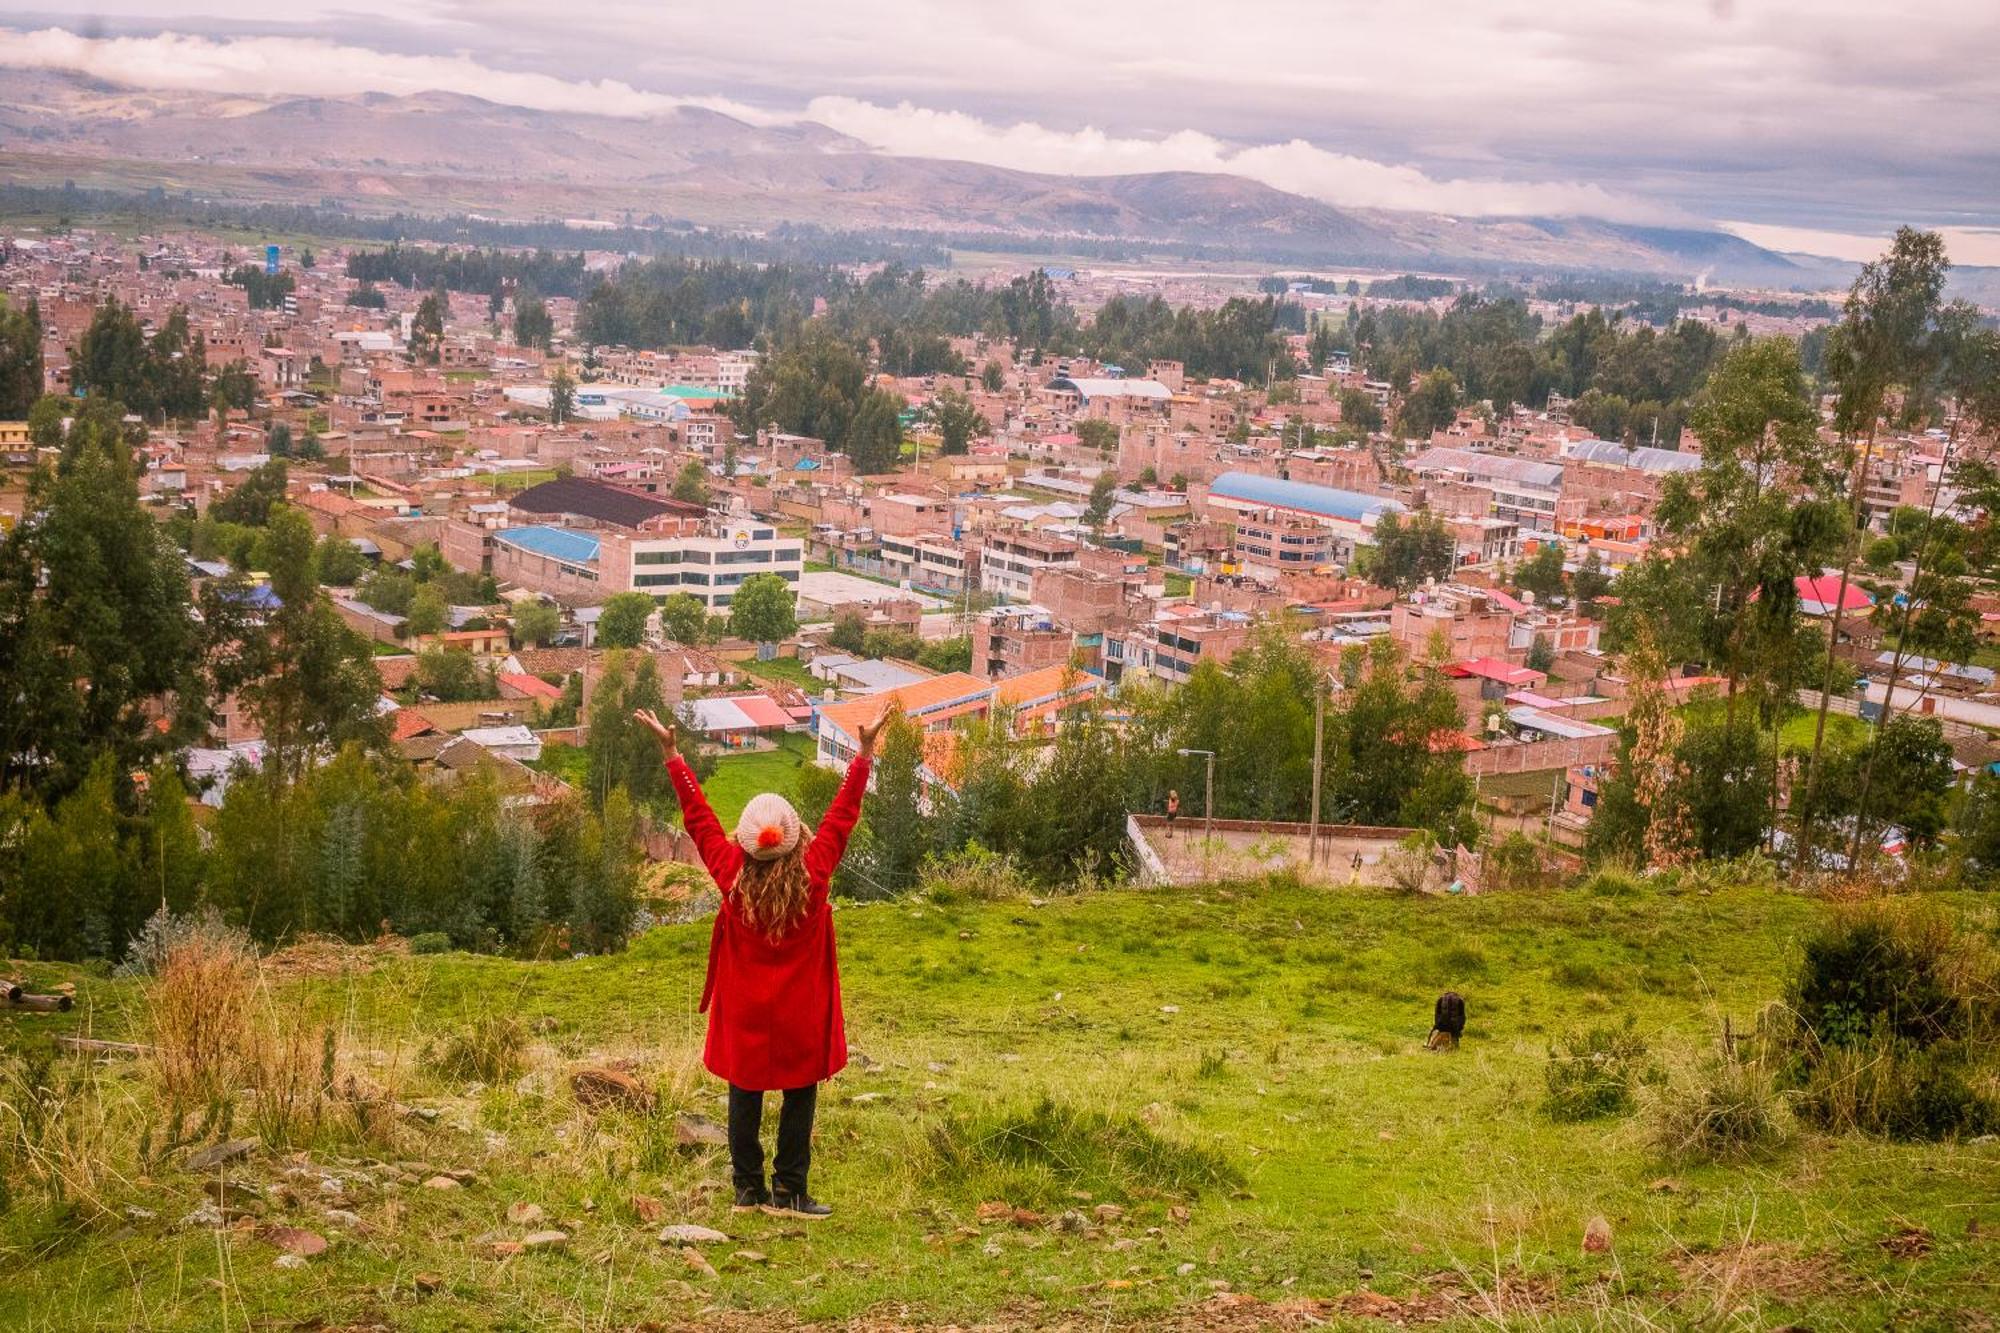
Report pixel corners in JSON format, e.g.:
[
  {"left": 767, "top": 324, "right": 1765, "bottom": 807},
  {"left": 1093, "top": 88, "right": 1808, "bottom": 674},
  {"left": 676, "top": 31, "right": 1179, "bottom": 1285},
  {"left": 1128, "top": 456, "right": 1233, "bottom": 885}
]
[
  {"left": 1208, "top": 471, "right": 1404, "bottom": 523},
  {"left": 1565, "top": 439, "right": 1701, "bottom": 473},
  {"left": 1407, "top": 446, "right": 1562, "bottom": 488},
  {"left": 495, "top": 525, "right": 601, "bottom": 564}
]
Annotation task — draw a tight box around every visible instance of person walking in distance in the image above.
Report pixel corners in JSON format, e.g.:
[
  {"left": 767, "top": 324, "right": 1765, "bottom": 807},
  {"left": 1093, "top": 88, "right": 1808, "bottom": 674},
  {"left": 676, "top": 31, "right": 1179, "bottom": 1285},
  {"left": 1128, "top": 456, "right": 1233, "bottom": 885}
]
[
  {"left": 635, "top": 703, "right": 891, "bottom": 1220},
  {"left": 1165, "top": 789, "right": 1181, "bottom": 839}
]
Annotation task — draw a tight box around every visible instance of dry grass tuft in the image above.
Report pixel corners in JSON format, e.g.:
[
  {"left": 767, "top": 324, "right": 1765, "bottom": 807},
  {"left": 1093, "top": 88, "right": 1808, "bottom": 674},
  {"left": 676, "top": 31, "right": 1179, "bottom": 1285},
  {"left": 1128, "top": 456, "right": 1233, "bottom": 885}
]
[{"left": 147, "top": 923, "right": 258, "bottom": 1106}]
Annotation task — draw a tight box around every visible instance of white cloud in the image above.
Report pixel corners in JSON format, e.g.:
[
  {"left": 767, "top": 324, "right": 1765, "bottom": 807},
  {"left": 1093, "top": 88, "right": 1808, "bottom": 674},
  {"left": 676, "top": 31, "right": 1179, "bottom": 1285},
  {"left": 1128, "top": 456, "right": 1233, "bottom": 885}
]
[
  {"left": 1721, "top": 221, "right": 2000, "bottom": 268},
  {"left": 803, "top": 96, "right": 1666, "bottom": 220},
  {"left": 0, "top": 27, "right": 789, "bottom": 124},
  {"left": 0, "top": 26, "right": 1672, "bottom": 221}
]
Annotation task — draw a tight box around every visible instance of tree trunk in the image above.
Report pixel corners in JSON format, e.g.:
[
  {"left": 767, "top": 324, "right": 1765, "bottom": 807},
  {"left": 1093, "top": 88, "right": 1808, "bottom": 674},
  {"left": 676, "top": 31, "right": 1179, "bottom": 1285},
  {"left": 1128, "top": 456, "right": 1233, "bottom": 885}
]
[
  {"left": 8, "top": 993, "right": 74, "bottom": 1012},
  {"left": 1848, "top": 426, "right": 1963, "bottom": 866},
  {"left": 1796, "top": 429, "right": 1879, "bottom": 872}
]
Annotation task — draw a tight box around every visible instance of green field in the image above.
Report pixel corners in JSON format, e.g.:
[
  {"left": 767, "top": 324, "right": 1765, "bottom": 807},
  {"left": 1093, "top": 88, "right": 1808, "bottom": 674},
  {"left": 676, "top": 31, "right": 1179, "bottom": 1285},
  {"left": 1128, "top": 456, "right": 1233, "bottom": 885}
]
[
  {"left": 699, "top": 730, "right": 818, "bottom": 827},
  {"left": 736, "top": 656, "right": 825, "bottom": 697},
  {"left": 1, "top": 878, "right": 1994, "bottom": 1331}
]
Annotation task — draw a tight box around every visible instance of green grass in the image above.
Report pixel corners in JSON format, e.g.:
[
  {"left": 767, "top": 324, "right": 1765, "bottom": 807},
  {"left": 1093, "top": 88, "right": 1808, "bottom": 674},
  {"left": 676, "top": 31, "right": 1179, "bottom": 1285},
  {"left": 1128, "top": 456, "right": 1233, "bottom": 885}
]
[
  {"left": 736, "top": 655, "right": 824, "bottom": 696},
  {"left": 527, "top": 740, "right": 588, "bottom": 790},
  {"left": 697, "top": 731, "right": 818, "bottom": 827},
  {"left": 1681, "top": 699, "right": 1871, "bottom": 752},
  {"left": 2, "top": 881, "right": 1995, "bottom": 1330}
]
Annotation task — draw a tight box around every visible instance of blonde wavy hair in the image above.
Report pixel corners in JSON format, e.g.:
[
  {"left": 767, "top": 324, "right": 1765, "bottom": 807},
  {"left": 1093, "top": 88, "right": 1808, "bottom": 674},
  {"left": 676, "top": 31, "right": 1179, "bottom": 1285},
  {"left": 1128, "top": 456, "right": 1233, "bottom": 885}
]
[{"left": 734, "top": 842, "right": 813, "bottom": 940}]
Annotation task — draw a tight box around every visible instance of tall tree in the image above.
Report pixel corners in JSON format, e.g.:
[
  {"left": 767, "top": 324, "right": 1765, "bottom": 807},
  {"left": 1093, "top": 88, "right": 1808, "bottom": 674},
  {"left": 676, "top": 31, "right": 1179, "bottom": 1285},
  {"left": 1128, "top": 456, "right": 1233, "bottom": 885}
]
[
  {"left": 512, "top": 599, "right": 561, "bottom": 647},
  {"left": 672, "top": 458, "right": 711, "bottom": 505},
  {"left": 1083, "top": 472, "right": 1118, "bottom": 530},
  {"left": 0, "top": 403, "right": 204, "bottom": 801},
  {"left": 657, "top": 592, "right": 708, "bottom": 646},
  {"left": 240, "top": 506, "right": 386, "bottom": 782},
  {"left": 1798, "top": 229, "right": 1950, "bottom": 868},
  {"left": 513, "top": 289, "right": 554, "bottom": 350},
  {"left": 548, "top": 364, "right": 575, "bottom": 425},
  {"left": 0, "top": 297, "right": 43, "bottom": 417},
  {"left": 410, "top": 286, "right": 446, "bottom": 365},
  {"left": 1398, "top": 369, "right": 1460, "bottom": 438},
  {"left": 73, "top": 298, "right": 149, "bottom": 411},
  {"left": 929, "top": 386, "right": 988, "bottom": 455}
]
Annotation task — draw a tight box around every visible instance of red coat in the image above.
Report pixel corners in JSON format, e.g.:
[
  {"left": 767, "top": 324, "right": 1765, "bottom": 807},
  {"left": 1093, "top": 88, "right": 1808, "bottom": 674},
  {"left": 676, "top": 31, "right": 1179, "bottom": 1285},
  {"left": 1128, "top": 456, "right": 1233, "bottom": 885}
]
[{"left": 668, "top": 754, "right": 869, "bottom": 1092}]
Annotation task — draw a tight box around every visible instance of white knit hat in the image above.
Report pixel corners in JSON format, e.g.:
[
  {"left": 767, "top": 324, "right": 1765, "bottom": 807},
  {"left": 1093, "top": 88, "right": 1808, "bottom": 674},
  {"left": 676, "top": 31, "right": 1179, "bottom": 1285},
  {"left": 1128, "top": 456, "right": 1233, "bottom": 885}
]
[{"left": 735, "top": 792, "right": 802, "bottom": 861}]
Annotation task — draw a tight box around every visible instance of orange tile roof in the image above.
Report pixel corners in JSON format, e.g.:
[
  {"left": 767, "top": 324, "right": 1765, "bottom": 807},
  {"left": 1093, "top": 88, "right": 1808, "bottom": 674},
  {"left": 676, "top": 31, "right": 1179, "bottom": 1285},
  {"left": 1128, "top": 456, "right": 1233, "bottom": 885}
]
[
  {"left": 817, "top": 671, "right": 989, "bottom": 740},
  {"left": 392, "top": 709, "right": 439, "bottom": 741}
]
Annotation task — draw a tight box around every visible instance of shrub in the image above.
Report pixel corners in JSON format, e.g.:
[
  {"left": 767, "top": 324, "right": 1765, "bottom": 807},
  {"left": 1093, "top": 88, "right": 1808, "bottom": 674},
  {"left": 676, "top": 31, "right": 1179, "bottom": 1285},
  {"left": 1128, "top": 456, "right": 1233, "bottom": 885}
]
[
  {"left": 116, "top": 907, "right": 251, "bottom": 979},
  {"left": 146, "top": 923, "right": 258, "bottom": 1105},
  {"left": 1791, "top": 903, "right": 1978, "bottom": 1051},
  {"left": 1781, "top": 900, "right": 1999, "bottom": 1140},
  {"left": 1651, "top": 1053, "right": 1789, "bottom": 1162},
  {"left": 1793, "top": 1038, "right": 1996, "bottom": 1141},
  {"left": 1543, "top": 1019, "right": 1651, "bottom": 1121},
  {"left": 920, "top": 845, "right": 1030, "bottom": 903},
  {"left": 1582, "top": 863, "right": 1644, "bottom": 898},
  {"left": 1485, "top": 832, "right": 1551, "bottom": 891},
  {"left": 926, "top": 1095, "right": 1241, "bottom": 1206},
  {"left": 431, "top": 1015, "right": 527, "bottom": 1084},
  {"left": 408, "top": 931, "right": 454, "bottom": 956}
]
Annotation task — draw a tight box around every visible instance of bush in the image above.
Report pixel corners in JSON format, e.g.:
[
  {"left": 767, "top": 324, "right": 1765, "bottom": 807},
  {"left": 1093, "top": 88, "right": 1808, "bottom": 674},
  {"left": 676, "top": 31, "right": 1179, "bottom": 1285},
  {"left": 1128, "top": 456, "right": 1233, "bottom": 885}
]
[
  {"left": 431, "top": 1015, "right": 527, "bottom": 1084},
  {"left": 146, "top": 922, "right": 258, "bottom": 1105},
  {"left": 919, "top": 845, "right": 1031, "bottom": 904},
  {"left": 116, "top": 906, "right": 252, "bottom": 978},
  {"left": 1781, "top": 900, "right": 1999, "bottom": 1140},
  {"left": 1543, "top": 1019, "right": 1651, "bottom": 1121},
  {"left": 1791, "top": 903, "right": 1977, "bottom": 1051},
  {"left": 1651, "top": 1052, "right": 1789, "bottom": 1162},
  {"left": 1582, "top": 863, "right": 1644, "bottom": 898},
  {"left": 1793, "top": 1038, "right": 1996, "bottom": 1141},
  {"left": 408, "top": 931, "right": 454, "bottom": 956}
]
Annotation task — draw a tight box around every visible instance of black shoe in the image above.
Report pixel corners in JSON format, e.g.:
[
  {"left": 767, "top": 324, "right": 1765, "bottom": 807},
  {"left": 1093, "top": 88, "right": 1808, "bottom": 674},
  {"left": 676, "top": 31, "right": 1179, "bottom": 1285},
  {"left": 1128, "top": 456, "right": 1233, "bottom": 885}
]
[
  {"left": 732, "top": 1184, "right": 769, "bottom": 1212},
  {"left": 762, "top": 1190, "right": 832, "bottom": 1220}
]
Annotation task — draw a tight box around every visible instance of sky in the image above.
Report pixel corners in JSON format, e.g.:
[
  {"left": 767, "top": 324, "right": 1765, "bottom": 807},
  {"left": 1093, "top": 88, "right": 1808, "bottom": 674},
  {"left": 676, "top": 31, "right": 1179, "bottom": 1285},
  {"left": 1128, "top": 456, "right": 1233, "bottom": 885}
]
[{"left": 1, "top": 3, "right": 1996, "bottom": 261}]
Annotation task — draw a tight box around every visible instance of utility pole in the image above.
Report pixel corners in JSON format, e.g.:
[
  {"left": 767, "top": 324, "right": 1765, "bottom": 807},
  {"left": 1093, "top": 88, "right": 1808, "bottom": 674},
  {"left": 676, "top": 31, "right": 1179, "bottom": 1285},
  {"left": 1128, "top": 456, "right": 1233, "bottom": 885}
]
[{"left": 1178, "top": 747, "right": 1216, "bottom": 869}]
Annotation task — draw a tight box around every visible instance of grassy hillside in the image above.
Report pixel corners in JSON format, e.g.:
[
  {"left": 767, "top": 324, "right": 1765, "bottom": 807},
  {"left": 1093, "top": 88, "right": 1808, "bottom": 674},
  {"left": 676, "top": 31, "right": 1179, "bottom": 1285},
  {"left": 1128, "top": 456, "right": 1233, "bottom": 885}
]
[{"left": 1, "top": 878, "right": 1995, "bottom": 1330}]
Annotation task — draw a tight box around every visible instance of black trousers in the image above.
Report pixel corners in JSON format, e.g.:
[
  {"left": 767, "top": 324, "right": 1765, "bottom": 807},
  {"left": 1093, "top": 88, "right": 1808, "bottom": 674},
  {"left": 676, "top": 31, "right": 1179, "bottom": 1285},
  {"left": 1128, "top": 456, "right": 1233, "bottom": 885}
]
[{"left": 727, "top": 1083, "right": 818, "bottom": 1195}]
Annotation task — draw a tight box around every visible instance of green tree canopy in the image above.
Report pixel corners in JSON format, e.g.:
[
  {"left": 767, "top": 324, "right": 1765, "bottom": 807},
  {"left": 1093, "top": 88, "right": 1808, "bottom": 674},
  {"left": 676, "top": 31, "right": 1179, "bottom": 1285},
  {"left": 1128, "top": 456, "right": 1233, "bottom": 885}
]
[
  {"left": 597, "top": 591, "right": 656, "bottom": 648},
  {"left": 728, "top": 572, "right": 799, "bottom": 645}
]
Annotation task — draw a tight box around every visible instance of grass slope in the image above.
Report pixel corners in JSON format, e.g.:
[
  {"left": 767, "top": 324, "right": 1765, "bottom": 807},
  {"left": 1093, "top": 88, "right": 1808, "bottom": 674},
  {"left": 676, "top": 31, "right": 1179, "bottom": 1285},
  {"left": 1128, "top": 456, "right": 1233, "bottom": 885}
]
[{"left": 2, "top": 880, "right": 1995, "bottom": 1330}]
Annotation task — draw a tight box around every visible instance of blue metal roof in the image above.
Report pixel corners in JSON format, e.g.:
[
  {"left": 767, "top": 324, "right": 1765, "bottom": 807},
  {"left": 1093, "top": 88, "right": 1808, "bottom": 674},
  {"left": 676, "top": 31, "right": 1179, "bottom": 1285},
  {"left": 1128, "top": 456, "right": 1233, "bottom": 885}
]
[
  {"left": 496, "top": 525, "right": 601, "bottom": 564},
  {"left": 1208, "top": 471, "right": 1404, "bottom": 523}
]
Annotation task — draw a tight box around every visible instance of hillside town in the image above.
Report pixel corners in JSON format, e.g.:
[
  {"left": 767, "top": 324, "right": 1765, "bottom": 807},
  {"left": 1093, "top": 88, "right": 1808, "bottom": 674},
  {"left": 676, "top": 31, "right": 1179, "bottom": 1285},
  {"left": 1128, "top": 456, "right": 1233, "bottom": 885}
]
[
  {"left": 3, "top": 4, "right": 2000, "bottom": 1327},
  {"left": 4, "top": 224, "right": 1994, "bottom": 875}
]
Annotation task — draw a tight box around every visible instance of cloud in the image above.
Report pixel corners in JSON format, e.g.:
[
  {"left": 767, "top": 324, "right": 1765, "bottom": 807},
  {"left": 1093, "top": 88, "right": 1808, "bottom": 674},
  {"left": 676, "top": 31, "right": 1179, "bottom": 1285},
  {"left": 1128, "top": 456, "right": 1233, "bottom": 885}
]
[
  {"left": 1721, "top": 221, "right": 2000, "bottom": 268},
  {"left": 0, "top": 26, "right": 1673, "bottom": 221},
  {"left": 0, "top": 27, "right": 789, "bottom": 124},
  {"left": 803, "top": 96, "right": 1666, "bottom": 221}
]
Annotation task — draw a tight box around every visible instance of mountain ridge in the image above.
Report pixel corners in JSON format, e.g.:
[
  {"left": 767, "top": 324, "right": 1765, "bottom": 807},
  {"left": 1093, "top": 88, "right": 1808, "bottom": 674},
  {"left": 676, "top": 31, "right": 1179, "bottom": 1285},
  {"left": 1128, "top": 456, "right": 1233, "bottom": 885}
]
[{"left": 0, "top": 70, "right": 1825, "bottom": 285}]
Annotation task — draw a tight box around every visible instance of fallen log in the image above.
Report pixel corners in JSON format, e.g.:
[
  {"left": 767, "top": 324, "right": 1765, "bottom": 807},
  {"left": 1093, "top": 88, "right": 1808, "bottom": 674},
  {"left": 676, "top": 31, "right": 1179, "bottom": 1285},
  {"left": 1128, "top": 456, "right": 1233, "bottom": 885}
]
[
  {"left": 8, "top": 994, "right": 74, "bottom": 1012},
  {"left": 54, "top": 1035, "right": 150, "bottom": 1057},
  {"left": 0, "top": 979, "right": 22, "bottom": 1003}
]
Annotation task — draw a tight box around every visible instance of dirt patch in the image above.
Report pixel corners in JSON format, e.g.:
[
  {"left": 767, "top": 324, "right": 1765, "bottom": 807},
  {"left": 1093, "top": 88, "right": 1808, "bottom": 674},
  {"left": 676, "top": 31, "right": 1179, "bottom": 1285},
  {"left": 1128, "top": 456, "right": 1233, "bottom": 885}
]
[
  {"left": 264, "top": 934, "right": 409, "bottom": 979},
  {"left": 1670, "top": 1241, "right": 1846, "bottom": 1306}
]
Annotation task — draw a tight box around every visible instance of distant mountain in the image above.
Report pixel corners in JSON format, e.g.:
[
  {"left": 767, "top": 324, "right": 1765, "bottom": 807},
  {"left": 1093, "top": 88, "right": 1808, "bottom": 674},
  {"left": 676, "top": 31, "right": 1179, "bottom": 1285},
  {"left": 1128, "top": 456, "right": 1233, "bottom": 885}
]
[{"left": 0, "top": 70, "right": 1817, "bottom": 285}]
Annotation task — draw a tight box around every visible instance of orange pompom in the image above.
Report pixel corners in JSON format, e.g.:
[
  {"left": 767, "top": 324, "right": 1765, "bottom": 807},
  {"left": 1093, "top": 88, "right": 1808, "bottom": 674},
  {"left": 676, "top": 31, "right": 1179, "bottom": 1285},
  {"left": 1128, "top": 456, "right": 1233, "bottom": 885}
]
[{"left": 757, "top": 825, "right": 784, "bottom": 849}]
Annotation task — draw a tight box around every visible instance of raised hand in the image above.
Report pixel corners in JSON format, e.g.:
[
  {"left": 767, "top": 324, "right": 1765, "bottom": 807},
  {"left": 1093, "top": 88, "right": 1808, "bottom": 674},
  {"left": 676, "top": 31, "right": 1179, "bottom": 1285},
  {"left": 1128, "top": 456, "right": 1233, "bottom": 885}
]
[
  {"left": 856, "top": 703, "right": 893, "bottom": 757},
  {"left": 633, "top": 707, "right": 677, "bottom": 757}
]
